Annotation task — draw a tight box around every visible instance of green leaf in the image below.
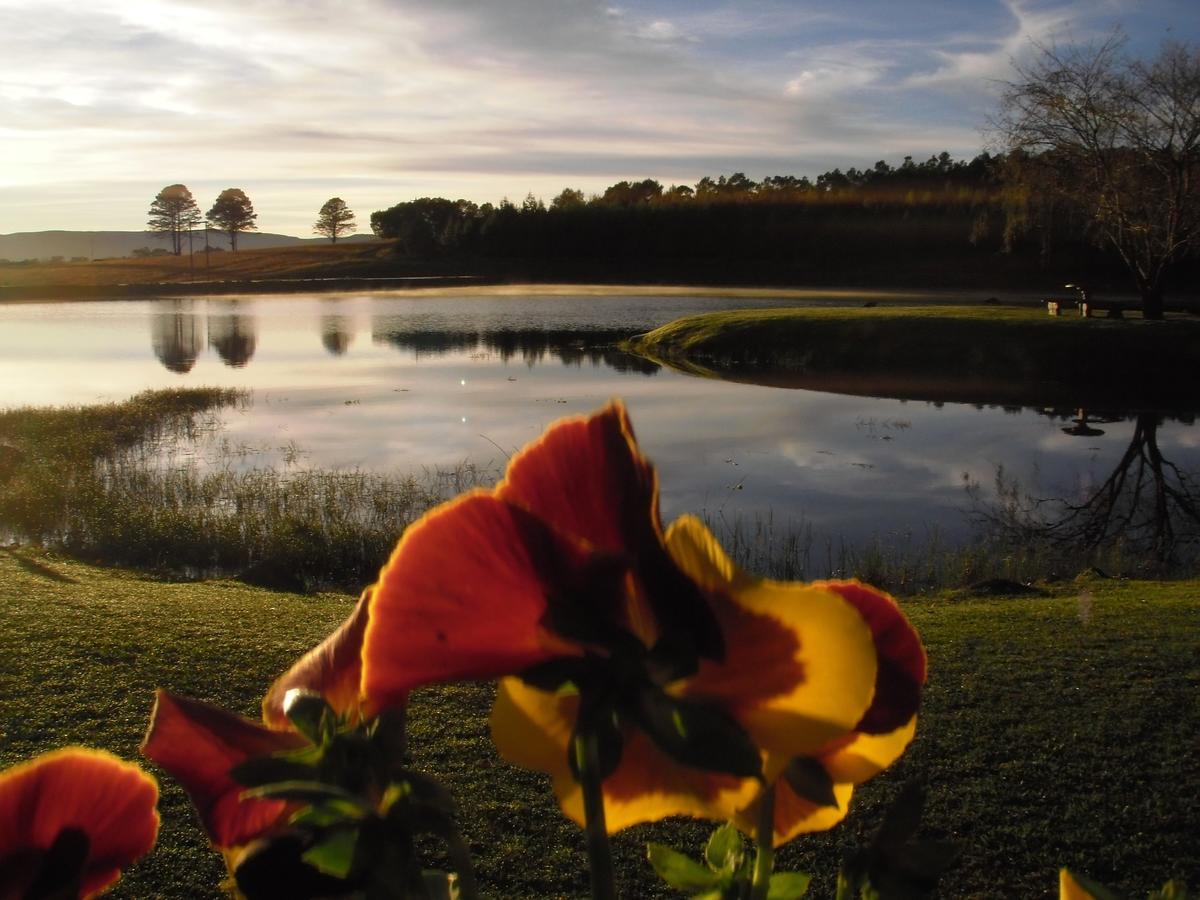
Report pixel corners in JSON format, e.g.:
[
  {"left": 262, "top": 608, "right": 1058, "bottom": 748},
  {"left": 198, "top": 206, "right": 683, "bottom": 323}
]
[
  {"left": 241, "top": 779, "right": 368, "bottom": 810},
  {"left": 288, "top": 798, "right": 368, "bottom": 828},
  {"left": 647, "top": 843, "right": 723, "bottom": 892},
  {"left": 301, "top": 827, "right": 359, "bottom": 879},
  {"left": 230, "top": 755, "right": 317, "bottom": 789},
  {"left": 284, "top": 689, "right": 335, "bottom": 744},
  {"left": 633, "top": 689, "right": 762, "bottom": 778},
  {"left": 1064, "top": 871, "right": 1123, "bottom": 900},
  {"left": 704, "top": 823, "right": 745, "bottom": 873},
  {"left": 767, "top": 871, "right": 813, "bottom": 899},
  {"left": 783, "top": 757, "right": 838, "bottom": 809}
]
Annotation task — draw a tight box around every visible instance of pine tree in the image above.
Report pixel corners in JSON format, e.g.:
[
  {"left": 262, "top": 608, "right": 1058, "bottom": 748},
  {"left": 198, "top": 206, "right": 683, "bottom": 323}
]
[
  {"left": 206, "top": 188, "right": 258, "bottom": 252},
  {"left": 146, "top": 184, "right": 203, "bottom": 256}
]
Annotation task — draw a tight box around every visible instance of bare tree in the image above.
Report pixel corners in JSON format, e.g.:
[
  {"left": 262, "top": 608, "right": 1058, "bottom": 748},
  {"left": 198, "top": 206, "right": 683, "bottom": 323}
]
[
  {"left": 206, "top": 188, "right": 258, "bottom": 252},
  {"left": 147, "top": 184, "right": 203, "bottom": 256},
  {"left": 314, "top": 197, "right": 356, "bottom": 244},
  {"left": 995, "top": 35, "right": 1200, "bottom": 319}
]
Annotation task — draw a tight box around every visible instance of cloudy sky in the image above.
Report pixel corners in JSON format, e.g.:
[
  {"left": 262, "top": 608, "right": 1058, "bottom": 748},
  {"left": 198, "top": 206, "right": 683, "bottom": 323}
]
[{"left": 1, "top": 0, "right": 1195, "bottom": 236}]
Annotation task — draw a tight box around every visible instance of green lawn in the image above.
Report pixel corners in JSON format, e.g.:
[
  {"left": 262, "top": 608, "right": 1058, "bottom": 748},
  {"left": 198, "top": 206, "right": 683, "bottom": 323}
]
[{"left": 1, "top": 549, "right": 1196, "bottom": 898}]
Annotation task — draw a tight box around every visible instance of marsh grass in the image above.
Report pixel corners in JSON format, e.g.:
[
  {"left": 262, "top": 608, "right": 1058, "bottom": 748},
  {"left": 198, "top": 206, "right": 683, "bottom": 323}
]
[
  {"left": 704, "top": 508, "right": 1165, "bottom": 595},
  {"left": 2, "top": 388, "right": 1189, "bottom": 594},
  {"left": 0, "top": 389, "right": 492, "bottom": 590}
]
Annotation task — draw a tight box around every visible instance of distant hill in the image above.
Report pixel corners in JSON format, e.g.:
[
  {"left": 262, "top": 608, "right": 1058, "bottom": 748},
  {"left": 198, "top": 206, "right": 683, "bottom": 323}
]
[{"left": 0, "top": 230, "right": 377, "bottom": 261}]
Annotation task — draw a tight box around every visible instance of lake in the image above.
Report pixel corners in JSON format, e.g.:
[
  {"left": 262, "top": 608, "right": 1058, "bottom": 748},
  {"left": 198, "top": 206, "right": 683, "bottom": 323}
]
[{"left": 2, "top": 289, "right": 1196, "bottom": 560}]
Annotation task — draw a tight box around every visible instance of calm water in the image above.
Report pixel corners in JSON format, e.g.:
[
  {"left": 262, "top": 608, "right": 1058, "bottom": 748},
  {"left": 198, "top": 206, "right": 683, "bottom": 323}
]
[{"left": 2, "top": 290, "right": 1197, "bottom": 550}]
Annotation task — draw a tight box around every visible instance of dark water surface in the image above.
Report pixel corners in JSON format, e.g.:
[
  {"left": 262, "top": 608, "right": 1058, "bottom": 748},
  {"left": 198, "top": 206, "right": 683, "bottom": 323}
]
[{"left": 2, "top": 290, "right": 1196, "bottom": 551}]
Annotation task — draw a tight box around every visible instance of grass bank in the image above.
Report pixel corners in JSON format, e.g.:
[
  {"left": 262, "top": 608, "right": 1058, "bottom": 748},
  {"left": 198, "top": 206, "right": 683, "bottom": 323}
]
[
  {"left": 0, "top": 550, "right": 1195, "bottom": 898},
  {"left": 625, "top": 306, "right": 1200, "bottom": 409}
]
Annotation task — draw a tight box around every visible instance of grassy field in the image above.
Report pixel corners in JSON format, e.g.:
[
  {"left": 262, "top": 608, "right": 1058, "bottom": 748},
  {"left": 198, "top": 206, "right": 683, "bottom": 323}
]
[
  {"left": 0, "top": 241, "right": 406, "bottom": 288},
  {"left": 626, "top": 305, "right": 1200, "bottom": 409},
  {"left": 0, "top": 549, "right": 1195, "bottom": 898}
]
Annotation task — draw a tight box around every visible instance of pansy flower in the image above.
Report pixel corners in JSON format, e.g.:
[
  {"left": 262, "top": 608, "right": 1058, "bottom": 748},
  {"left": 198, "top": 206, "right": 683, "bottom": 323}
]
[
  {"left": 141, "top": 587, "right": 377, "bottom": 856},
  {"left": 362, "top": 401, "right": 912, "bottom": 831},
  {"left": 0, "top": 747, "right": 159, "bottom": 898},
  {"left": 734, "top": 580, "right": 926, "bottom": 845}
]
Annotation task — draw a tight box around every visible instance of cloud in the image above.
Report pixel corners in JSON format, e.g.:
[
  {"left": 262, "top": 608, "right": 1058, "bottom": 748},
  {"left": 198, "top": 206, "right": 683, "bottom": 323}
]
[{"left": 1, "top": 0, "right": 1197, "bottom": 234}]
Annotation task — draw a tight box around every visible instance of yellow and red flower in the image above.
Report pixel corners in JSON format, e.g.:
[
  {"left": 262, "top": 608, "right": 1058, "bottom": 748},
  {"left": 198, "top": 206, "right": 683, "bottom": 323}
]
[
  {"left": 361, "top": 400, "right": 925, "bottom": 833},
  {"left": 0, "top": 748, "right": 159, "bottom": 898},
  {"left": 736, "top": 579, "right": 927, "bottom": 845}
]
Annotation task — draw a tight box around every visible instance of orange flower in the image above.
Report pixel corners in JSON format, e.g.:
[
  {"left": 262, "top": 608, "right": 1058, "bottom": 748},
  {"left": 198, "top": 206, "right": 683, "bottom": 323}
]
[
  {"left": 735, "top": 581, "right": 926, "bottom": 845},
  {"left": 141, "top": 588, "right": 377, "bottom": 853},
  {"left": 0, "top": 747, "right": 159, "bottom": 898},
  {"left": 363, "top": 401, "right": 910, "bottom": 832}
]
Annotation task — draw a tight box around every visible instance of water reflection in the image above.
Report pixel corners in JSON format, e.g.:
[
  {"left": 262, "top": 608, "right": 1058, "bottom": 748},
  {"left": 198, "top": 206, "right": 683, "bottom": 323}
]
[
  {"left": 150, "top": 300, "right": 205, "bottom": 373},
  {"left": 320, "top": 299, "right": 354, "bottom": 356},
  {"left": 6, "top": 291, "right": 1196, "bottom": 556},
  {"left": 371, "top": 326, "right": 660, "bottom": 374},
  {"left": 207, "top": 300, "right": 257, "bottom": 367},
  {"left": 978, "top": 410, "right": 1200, "bottom": 564}
]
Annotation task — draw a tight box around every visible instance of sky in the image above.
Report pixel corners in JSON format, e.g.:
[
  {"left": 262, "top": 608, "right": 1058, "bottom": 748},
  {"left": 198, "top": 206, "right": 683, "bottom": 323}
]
[{"left": 1, "top": 0, "right": 1196, "bottom": 236}]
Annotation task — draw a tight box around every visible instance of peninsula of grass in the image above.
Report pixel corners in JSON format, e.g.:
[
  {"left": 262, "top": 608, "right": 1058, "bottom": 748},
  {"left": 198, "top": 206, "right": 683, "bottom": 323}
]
[
  {"left": 1, "top": 549, "right": 1195, "bottom": 898},
  {"left": 625, "top": 306, "right": 1200, "bottom": 409}
]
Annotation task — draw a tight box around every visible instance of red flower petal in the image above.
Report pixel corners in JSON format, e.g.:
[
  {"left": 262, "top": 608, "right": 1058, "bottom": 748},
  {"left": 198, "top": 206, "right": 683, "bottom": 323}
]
[
  {"left": 497, "top": 401, "right": 659, "bottom": 557},
  {"left": 821, "top": 581, "right": 926, "bottom": 734},
  {"left": 363, "top": 492, "right": 590, "bottom": 707},
  {"left": 262, "top": 586, "right": 376, "bottom": 730},
  {"left": 0, "top": 747, "right": 159, "bottom": 898},
  {"left": 140, "top": 690, "right": 304, "bottom": 849},
  {"left": 498, "top": 402, "right": 721, "bottom": 658}
]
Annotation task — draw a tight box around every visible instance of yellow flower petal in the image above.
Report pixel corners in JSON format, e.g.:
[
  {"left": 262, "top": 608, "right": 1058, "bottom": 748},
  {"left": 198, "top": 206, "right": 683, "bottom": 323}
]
[
  {"left": 665, "top": 515, "right": 879, "bottom": 757},
  {"left": 490, "top": 678, "right": 762, "bottom": 832},
  {"left": 822, "top": 716, "right": 918, "bottom": 786}
]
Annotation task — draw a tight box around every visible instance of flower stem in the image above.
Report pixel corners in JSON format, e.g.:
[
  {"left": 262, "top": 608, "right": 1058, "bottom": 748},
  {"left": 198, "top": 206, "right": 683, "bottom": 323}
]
[
  {"left": 445, "top": 827, "right": 481, "bottom": 900},
  {"left": 749, "top": 785, "right": 777, "bottom": 900},
  {"left": 574, "top": 731, "right": 617, "bottom": 900}
]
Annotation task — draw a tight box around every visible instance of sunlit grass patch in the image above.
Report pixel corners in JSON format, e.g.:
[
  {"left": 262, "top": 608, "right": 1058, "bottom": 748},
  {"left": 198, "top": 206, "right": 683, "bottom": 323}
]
[{"left": 1, "top": 551, "right": 1194, "bottom": 898}]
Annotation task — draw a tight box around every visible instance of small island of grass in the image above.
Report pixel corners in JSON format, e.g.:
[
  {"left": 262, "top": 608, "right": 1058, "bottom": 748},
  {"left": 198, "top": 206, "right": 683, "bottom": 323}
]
[{"left": 624, "top": 305, "right": 1200, "bottom": 409}]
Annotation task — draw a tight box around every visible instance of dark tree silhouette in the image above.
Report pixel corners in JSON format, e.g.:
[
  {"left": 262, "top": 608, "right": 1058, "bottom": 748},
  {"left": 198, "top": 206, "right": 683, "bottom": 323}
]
[
  {"left": 206, "top": 188, "right": 258, "bottom": 252},
  {"left": 995, "top": 35, "right": 1200, "bottom": 319},
  {"left": 314, "top": 197, "right": 356, "bottom": 243},
  {"left": 147, "top": 184, "right": 203, "bottom": 256}
]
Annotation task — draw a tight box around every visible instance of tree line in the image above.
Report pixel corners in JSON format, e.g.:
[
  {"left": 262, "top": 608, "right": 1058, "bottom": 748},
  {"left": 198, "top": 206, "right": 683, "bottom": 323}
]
[
  {"left": 368, "top": 37, "right": 1197, "bottom": 318},
  {"left": 146, "top": 187, "right": 357, "bottom": 253}
]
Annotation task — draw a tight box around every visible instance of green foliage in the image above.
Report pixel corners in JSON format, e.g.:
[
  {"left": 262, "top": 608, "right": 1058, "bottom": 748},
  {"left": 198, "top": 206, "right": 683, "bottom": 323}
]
[{"left": 649, "top": 824, "right": 812, "bottom": 899}]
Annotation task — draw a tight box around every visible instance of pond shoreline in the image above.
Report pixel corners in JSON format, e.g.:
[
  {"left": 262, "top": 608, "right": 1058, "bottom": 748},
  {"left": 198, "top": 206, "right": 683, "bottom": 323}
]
[{"left": 0, "top": 276, "right": 1134, "bottom": 306}]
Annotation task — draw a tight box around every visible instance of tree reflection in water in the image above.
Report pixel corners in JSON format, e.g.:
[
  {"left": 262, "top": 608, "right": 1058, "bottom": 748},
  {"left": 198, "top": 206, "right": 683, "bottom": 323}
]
[
  {"left": 370, "top": 326, "right": 661, "bottom": 374},
  {"left": 207, "top": 301, "right": 257, "bottom": 367},
  {"left": 150, "top": 300, "right": 205, "bottom": 373},
  {"left": 975, "top": 410, "right": 1200, "bottom": 567}
]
